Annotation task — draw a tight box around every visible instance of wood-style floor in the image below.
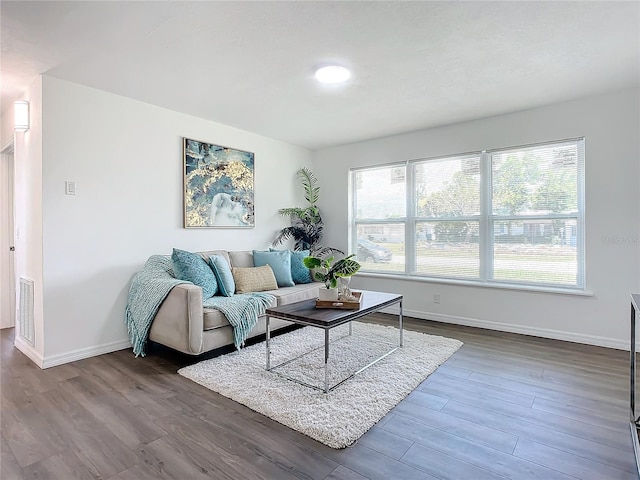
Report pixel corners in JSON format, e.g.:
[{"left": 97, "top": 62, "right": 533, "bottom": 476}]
[{"left": 1, "top": 315, "right": 637, "bottom": 480}]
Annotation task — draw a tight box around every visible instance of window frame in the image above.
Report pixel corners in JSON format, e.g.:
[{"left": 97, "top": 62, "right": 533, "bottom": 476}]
[{"left": 350, "top": 137, "right": 586, "bottom": 292}]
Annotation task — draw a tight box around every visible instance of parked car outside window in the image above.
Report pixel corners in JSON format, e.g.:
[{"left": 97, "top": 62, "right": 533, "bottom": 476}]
[{"left": 357, "top": 239, "right": 392, "bottom": 263}]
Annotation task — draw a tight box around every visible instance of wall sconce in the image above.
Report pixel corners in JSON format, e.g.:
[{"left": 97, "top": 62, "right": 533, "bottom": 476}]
[{"left": 14, "top": 100, "right": 30, "bottom": 132}]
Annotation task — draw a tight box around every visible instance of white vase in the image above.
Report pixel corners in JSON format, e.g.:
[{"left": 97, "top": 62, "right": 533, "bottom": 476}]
[{"left": 318, "top": 287, "right": 339, "bottom": 301}]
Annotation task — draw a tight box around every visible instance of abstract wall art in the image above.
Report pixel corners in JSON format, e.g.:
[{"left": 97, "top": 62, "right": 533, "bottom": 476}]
[{"left": 183, "top": 138, "right": 255, "bottom": 228}]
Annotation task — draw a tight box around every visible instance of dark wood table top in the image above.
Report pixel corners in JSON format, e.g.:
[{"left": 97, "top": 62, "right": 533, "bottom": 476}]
[{"left": 265, "top": 290, "right": 402, "bottom": 328}]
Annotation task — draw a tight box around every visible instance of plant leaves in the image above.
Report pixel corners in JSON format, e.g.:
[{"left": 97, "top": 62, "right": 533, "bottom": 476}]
[
  {"left": 297, "top": 167, "right": 320, "bottom": 205},
  {"left": 272, "top": 167, "right": 343, "bottom": 255}
]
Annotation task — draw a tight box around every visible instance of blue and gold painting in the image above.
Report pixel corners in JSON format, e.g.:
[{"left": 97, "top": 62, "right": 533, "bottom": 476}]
[{"left": 183, "top": 138, "right": 255, "bottom": 228}]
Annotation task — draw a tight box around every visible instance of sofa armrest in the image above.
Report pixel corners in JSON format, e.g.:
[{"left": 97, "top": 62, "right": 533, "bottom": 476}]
[{"left": 148, "top": 283, "right": 204, "bottom": 355}]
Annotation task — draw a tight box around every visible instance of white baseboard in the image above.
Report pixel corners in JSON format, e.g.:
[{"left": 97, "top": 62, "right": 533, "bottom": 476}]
[
  {"left": 380, "top": 306, "right": 629, "bottom": 351},
  {"left": 16, "top": 308, "right": 629, "bottom": 369},
  {"left": 14, "top": 336, "right": 44, "bottom": 368},
  {"left": 41, "top": 339, "right": 132, "bottom": 369}
]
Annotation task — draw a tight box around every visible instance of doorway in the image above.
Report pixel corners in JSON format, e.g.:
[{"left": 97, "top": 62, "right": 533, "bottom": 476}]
[{"left": 1, "top": 142, "right": 16, "bottom": 329}]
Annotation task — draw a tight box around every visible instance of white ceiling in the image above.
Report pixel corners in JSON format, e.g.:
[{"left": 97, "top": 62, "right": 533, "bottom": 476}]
[{"left": 2, "top": 1, "right": 639, "bottom": 149}]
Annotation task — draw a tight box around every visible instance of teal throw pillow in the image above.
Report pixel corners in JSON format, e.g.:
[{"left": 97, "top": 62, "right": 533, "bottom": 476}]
[
  {"left": 253, "top": 250, "right": 294, "bottom": 287},
  {"left": 277, "top": 249, "right": 313, "bottom": 284},
  {"left": 208, "top": 254, "right": 235, "bottom": 297},
  {"left": 269, "top": 248, "right": 313, "bottom": 284},
  {"left": 171, "top": 248, "right": 218, "bottom": 299}
]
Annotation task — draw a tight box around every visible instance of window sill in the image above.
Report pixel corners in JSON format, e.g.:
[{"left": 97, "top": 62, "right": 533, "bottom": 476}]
[{"left": 355, "top": 271, "right": 594, "bottom": 297}]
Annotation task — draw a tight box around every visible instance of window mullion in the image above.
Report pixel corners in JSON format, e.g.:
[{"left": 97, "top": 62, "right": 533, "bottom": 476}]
[
  {"left": 480, "top": 151, "right": 492, "bottom": 281},
  {"left": 576, "top": 139, "right": 585, "bottom": 288},
  {"left": 406, "top": 162, "right": 415, "bottom": 274},
  {"left": 348, "top": 170, "right": 356, "bottom": 255}
]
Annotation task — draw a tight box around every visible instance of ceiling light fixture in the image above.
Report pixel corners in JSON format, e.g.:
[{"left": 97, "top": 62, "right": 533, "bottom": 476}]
[{"left": 315, "top": 65, "right": 351, "bottom": 85}]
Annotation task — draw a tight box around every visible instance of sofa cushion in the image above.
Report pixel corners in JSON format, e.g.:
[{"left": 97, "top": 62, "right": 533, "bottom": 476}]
[
  {"left": 228, "top": 250, "right": 253, "bottom": 268},
  {"left": 253, "top": 250, "right": 295, "bottom": 287},
  {"left": 264, "top": 283, "right": 320, "bottom": 306},
  {"left": 203, "top": 308, "right": 230, "bottom": 331},
  {"left": 171, "top": 248, "right": 217, "bottom": 299},
  {"left": 203, "top": 283, "right": 318, "bottom": 331},
  {"left": 208, "top": 254, "right": 235, "bottom": 297},
  {"left": 232, "top": 265, "right": 278, "bottom": 294},
  {"left": 198, "top": 250, "right": 230, "bottom": 265}
]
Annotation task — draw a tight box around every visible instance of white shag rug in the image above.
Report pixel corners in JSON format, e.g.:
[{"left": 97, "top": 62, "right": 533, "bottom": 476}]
[{"left": 178, "top": 321, "right": 462, "bottom": 448}]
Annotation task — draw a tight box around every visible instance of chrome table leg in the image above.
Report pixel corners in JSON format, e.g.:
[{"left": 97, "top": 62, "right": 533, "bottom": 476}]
[
  {"left": 324, "top": 329, "right": 330, "bottom": 393},
  {"left": 266, "top": 315, "right": 271, "bottom": 370},
  {"left": 399, "top": 299, "right": 404, "bottom": 347}
]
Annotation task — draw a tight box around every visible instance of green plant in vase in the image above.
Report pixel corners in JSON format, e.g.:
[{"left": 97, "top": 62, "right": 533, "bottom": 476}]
[{"left": 303, "top": 254, "right": 361, "bottom": 301}]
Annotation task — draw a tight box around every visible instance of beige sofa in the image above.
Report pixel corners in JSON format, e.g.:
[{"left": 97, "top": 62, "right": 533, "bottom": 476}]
[{"left": 148, "top": 249, "right": 320, "bottom": 355}]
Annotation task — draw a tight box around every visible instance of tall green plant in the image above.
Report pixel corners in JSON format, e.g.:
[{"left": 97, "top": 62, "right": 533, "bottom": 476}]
[{"left": 273, "top": 167, "right": 343, "bottom": 257}]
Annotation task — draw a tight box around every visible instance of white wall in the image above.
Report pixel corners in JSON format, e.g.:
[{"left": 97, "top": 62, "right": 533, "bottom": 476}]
[
  {"left": 39, "top": 76, "right": 312, "bottom": 366},
  {"left": 10, "top": 77, "right": 45, "bottom": 364},
  {"left": 314, "top": 88, "right": 640, "bottom": 349},
  {"left": 1, "top": 107, "right": 13, "bottom": 147}
]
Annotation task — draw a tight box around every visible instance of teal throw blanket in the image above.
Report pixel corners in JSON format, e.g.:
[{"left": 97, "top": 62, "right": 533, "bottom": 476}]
[
  {"left": 203, "top": 293, "right": 276, "bottom": 349},
  {"left": 125, "top": 255, "right": 187, "bottom": 357}
]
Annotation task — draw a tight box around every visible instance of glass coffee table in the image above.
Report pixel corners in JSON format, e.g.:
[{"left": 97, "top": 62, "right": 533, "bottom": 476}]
[{"left": 264, "top": 290, "right": 403, "bottom": 393}]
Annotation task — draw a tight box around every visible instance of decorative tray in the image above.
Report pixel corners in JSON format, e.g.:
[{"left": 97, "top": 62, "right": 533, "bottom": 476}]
[{"left": 315, "top": 291, "right": 362, "bottom": 310}]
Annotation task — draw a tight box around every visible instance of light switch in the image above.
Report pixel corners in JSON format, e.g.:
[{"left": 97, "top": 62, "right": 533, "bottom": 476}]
[{"left": 65, "top": 181, "right": 76, "bottom": 195}]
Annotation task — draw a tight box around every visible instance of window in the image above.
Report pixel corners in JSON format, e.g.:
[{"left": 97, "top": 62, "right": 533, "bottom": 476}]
[
  {"left": 415, "top": 154, "right": 481, "bottom": 279},
  {"left": 353, "top": 166, "right": 405, "bottom": 273},
  {"left": 350, "top": 138, "right": 585, "bottom": 290}
]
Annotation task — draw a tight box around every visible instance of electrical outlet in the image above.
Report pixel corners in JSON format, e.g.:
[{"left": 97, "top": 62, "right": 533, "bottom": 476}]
[{"left": 433, "top": 293, "right": 441, "bottom": 304}]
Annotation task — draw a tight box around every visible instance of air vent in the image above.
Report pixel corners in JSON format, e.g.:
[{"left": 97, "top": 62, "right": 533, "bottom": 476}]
[{"left": 18, "top": 277, "right": 34, "bottom": 346}]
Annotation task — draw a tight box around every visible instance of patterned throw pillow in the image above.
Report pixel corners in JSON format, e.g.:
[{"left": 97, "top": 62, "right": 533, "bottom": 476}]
[
  {"left": 290, "top": 249, "right": 312, "bottom": 284},
  {"left": 208, "top": 254, "right": 235, "bottom": 297},
  {"left": 171, "top": 248, "right": 218, "bottom": 299},
  {"left": 232, "top": 265, "right": 278, "bottom": 294},
  {"left": 253, "top": 250, "right": 295, "bottom": 287}
]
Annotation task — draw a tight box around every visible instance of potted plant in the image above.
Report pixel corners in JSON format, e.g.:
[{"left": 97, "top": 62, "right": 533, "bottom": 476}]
[
  {"left": 303, "top": 254, "right": 361, "bottom": 301},
  {"left": 273, "top": 168, "right": 343, "bottom": 257}
]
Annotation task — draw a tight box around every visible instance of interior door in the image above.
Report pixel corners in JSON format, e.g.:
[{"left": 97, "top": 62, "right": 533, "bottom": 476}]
[{"left": 1, "top": 148, "right": 15, "bottom": 329}]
